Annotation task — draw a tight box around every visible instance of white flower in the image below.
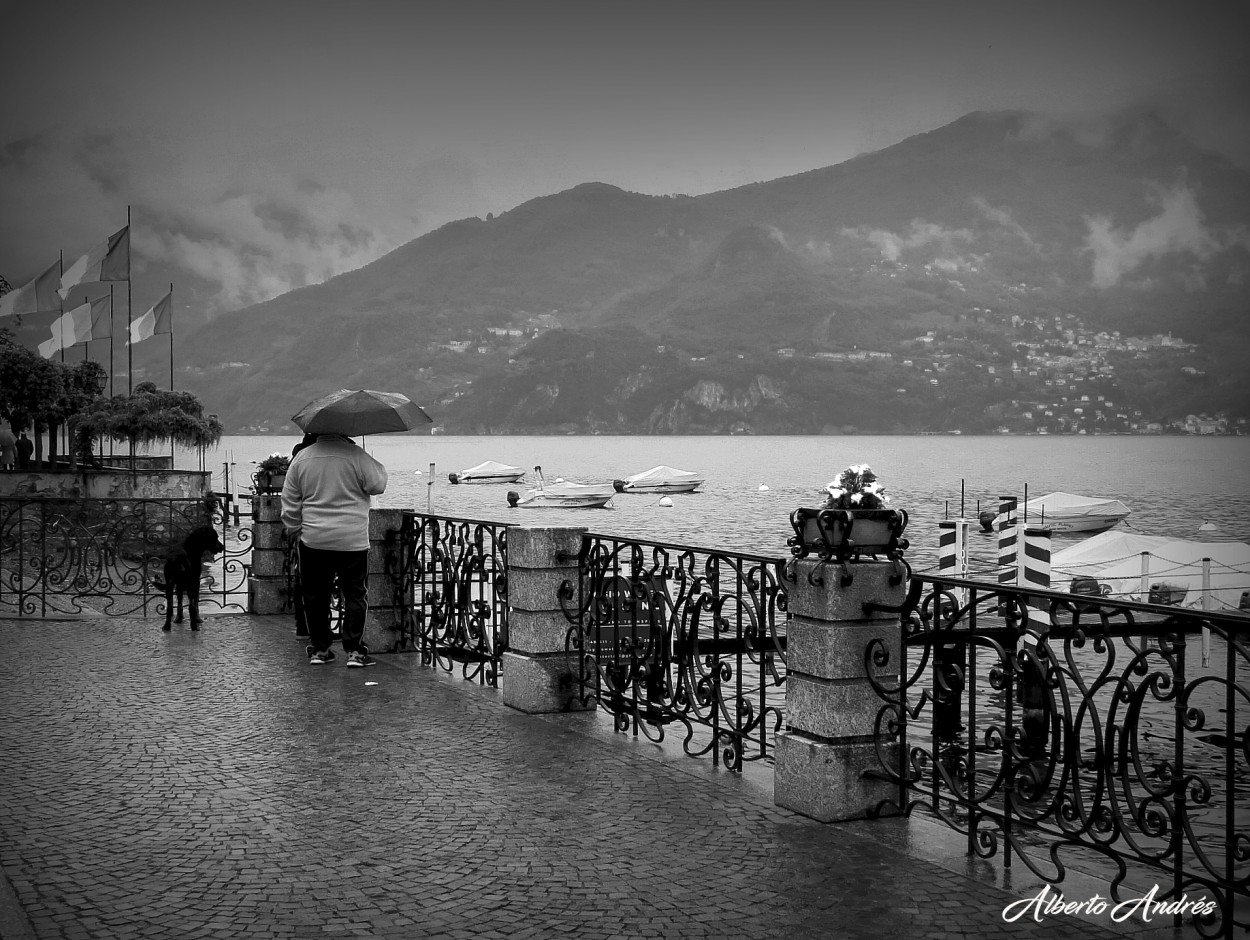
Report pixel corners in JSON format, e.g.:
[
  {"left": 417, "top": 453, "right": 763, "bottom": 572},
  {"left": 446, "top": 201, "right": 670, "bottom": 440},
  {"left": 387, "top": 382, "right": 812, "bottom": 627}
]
[{"left": 850, "top": 492, "right": 863, "bottom": 504}]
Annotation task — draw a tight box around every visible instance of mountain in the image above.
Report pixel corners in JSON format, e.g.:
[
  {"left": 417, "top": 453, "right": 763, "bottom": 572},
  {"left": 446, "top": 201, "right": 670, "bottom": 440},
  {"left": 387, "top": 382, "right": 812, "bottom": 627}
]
[{"left": 172, "top": 109, "right": 1250, "bottom": 434}]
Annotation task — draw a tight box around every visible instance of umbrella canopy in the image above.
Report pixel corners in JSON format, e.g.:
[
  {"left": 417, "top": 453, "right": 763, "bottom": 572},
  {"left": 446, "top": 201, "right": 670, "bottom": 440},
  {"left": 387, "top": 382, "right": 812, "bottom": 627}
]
[{"left": 291, "top": 389, "right": 432, "bottom": 436}]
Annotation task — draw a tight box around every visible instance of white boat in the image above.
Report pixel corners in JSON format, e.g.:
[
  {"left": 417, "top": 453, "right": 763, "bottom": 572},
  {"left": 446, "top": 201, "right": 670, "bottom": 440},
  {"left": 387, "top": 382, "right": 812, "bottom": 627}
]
[
  {"left": 613, "top": 465, "right": 704, "bottom": 494},
  {"left": 448, "top": 461, "right": 525, "bottom": 485},
  {"left": 984, "top": 492, "right": 1131, "bottom": 534},
  {"left": 507, "top": 467, "right": 614, "bottom": 509}
]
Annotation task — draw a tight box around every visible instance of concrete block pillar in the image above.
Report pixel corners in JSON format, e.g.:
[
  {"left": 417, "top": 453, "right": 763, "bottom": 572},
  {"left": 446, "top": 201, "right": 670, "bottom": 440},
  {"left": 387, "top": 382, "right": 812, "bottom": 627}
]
[
  {"left": 248, "top": 495, "right": 292, "bottom": 614},
  {"left": 501, "top": 526, "right": 594, "bottom": 714},
  {"left": 774, "top": 560, "right": 906, "bottom": 822},
  {"left": 364, "top": 508, "right": 406, "bottom": 654}
]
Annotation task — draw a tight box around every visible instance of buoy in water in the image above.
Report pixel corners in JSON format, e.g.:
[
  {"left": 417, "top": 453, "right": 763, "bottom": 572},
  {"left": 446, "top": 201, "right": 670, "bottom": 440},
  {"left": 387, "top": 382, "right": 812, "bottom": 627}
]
[
  {"left": 658, "top": 496, "right": 673, "bottom": 508},
  {"left": 758, "top": 484, "right": 769, "bottom": 492}
]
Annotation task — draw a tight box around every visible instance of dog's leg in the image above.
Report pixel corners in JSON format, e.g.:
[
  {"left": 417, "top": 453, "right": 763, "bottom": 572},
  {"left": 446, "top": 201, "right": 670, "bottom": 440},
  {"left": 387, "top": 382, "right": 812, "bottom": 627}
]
[
  {"left": 189, "top": 557, "right": 204, "bottom": 630},
  {"left": 162, "top": 580, "right": 173, "bottom": 632}
]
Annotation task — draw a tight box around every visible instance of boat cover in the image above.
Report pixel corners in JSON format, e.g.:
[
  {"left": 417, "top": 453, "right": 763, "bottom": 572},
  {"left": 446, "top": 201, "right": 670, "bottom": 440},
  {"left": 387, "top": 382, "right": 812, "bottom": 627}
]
[
  {"left": 461, "top": 461, "right": 523, "bottom": 476},
  {"left": 1024, "top": 492, "right": 1131, "bottom": 521},
  {"left": 624, "top": 465, "right": 703, "bottom": 485}
]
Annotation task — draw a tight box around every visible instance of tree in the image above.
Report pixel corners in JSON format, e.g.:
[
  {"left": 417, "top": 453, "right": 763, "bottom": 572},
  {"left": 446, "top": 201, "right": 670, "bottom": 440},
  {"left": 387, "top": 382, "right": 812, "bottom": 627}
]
[
  {"left": 75, "top": 382, "right": 224, "bottom": 455},
  {"left": 1, "top": 328, "right": 69, "bottom": 467}
]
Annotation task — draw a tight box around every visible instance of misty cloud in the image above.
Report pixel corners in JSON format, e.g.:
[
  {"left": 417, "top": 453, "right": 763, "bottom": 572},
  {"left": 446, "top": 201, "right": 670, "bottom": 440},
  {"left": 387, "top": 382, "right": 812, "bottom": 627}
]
[
  {"left": 1083, "top": 182, "right": 1235, "bottom": 288},
  {"left": 137, "top": 174, "right": 393, "bottom": 312},
  {"left": 842, "top": 220, "right": 974, "bottom": 261},
  {"left": 971, "top": 196, "right": 1040, "bottom": 250},
  {"left": 763, "top": 225, "right": 836, "bottom": 262}
]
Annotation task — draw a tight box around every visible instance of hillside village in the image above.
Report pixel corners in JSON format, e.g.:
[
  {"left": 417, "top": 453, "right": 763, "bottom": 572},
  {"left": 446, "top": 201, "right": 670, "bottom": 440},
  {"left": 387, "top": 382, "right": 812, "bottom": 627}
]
[{"left": 188, "top": 299, "right": 1241, "bottom": 436}]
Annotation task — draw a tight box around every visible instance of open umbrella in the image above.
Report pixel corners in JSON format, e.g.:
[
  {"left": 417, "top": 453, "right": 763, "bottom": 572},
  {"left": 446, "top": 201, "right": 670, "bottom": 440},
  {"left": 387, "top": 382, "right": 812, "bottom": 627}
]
[{"left": 291, "top": 389, "right": 433, "bottom": 436}]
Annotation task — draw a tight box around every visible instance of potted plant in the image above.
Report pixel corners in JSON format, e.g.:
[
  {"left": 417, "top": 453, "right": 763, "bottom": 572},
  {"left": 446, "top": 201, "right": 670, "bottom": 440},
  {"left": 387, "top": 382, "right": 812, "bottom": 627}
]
[
  {"left": 789, "top": 464, "right": 909, "bottom": 562},
  {"left": 254, "top": 452, "right": 290, "bottom": 494}
]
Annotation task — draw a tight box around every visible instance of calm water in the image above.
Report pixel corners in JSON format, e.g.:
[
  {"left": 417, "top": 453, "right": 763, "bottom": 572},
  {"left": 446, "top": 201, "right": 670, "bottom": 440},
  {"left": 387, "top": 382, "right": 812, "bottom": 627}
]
[{"left": 187, "top": 434, "right": 1250, "bottom": 571}]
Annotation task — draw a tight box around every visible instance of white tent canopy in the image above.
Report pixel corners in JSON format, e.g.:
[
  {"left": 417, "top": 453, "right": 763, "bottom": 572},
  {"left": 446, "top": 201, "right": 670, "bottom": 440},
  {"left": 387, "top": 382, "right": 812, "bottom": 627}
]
[{"left": 1052, "top": 531, "right": 1250, "bottom": 611}]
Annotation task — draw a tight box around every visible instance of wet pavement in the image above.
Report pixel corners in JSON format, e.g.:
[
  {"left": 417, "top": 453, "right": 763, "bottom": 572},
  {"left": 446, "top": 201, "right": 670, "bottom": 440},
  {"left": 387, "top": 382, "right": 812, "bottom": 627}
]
[{"left": 0, "top": 614, "right": 1187, "bottom": 939}]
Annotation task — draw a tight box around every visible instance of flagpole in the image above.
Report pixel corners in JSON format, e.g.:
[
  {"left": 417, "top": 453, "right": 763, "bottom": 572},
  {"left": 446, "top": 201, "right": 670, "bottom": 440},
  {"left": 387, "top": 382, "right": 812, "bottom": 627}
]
[
  {"left": 169, "top": 282, "right": 175, "bottom": 391},
  {"left": 108, "top": 285, "right": 116, "bottom": 398},
  {"left": 169, "top": 282, "right": 175, "bottom": 467},
  {"left": 126, "top": 205, "right": 134, "bottom": 473},
  {"left": 59, "top": 250, "right": 65, "bottom": 466},
  {"left": 126, "top": 206, "right": 133, "bottom": 397}
]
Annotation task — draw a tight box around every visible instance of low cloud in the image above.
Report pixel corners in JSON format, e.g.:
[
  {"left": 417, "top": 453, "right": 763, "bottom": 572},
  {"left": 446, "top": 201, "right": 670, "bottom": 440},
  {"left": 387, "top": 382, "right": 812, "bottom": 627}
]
[
  {"left": 971, "top": 197, "right": 1040, "bottom": 250},
  {"left": 842, "top": 220, "right": 974, "bottom": 261},
  {"left": 0, "top": 125, "right": 487, "bottom": 319},
  {"left": 1083, "top": 182, "right": 1243, "bottom": 288},
  {"left": 764, "top": 225, "right": 834, "bottom": 262}
]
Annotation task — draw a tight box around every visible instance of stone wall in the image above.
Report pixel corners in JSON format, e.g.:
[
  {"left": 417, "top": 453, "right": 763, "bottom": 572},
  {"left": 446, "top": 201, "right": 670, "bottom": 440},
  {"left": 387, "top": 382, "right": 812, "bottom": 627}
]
[{"left": 0, "top": 469, "right": 210, "bottom": 499}]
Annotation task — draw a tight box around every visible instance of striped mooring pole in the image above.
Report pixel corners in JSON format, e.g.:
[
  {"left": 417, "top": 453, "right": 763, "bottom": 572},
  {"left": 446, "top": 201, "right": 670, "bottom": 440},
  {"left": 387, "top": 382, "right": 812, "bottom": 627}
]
[
  {"left": 1019, "top": 527, "right": 1052, "bottom": 590},
  {"left": 938, "top": 518, "right": 970, "bottom": 605},
  {"left": 997, "top": 496, "right": 1019, "bottom": 587}
]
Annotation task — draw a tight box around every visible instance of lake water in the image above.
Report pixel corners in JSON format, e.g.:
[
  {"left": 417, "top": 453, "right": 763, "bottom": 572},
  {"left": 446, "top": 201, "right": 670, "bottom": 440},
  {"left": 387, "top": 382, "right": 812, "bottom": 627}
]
[{"left": 187, "top": 434, "right": 1250, "bottom": 572}]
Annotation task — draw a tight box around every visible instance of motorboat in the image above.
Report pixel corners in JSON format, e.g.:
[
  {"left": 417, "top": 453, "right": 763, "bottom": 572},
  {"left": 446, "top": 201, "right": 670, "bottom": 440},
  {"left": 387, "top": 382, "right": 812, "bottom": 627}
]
[
  {"left": 981, "top": 492, "right": 1131, "bottom": 534},
  {"left": 507, "top": 466, "right": 614, "bottom": 509},
  {"left": 613, "top": 465, "right": 704, "bottom": 494},
  {"left": 448, "top": 461, "right": 526, "bottom": 485}
]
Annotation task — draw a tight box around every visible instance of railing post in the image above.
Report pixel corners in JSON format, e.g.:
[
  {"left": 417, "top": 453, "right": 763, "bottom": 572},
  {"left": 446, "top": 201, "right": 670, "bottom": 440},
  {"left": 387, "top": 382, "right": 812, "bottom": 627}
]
[
  {"left": 248, "top": 494, "right": 290, "bottom": 614},
  {"left": 774, "top": 559, "right": 906, "bottom": 822},
  {"left": 501, "top": 526, "right": 594, "bottom": 714},
  {"left": 365, "top": 508, "right": 406, "bottom": 653}
]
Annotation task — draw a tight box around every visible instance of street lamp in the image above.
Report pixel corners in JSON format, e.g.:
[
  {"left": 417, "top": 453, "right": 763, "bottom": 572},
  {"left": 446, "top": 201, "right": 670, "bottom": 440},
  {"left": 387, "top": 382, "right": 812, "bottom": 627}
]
[{"left": 92, "top": 371, "right": 109, "bottom": 395}]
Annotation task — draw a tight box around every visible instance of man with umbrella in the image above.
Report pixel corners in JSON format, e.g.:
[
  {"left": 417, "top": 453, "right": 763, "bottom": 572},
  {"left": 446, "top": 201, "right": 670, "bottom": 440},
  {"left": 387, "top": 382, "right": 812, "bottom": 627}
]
[{"left": 281, "top": 390, "right": 429, "bottom": 666}]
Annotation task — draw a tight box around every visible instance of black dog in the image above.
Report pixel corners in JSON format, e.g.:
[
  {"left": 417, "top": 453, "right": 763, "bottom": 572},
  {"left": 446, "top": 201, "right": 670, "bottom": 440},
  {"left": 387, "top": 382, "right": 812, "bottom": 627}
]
[{"left": 156, "top": 526, "right": 225, "bottom": 631}]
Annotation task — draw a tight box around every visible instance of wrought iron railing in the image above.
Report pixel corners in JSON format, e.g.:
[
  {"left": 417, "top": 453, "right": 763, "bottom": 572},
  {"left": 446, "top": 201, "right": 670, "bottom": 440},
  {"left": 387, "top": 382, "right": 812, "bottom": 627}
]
[
  {"left": 561, "top": 533, "right": 789, "bottom": 770},
  {"left": 868, "top": 574, "right": 1248, "bottom": 939},
  {"left": 395, "top": 511, "right": 509, "bottom": 685},
  {"left": 0, "top": 496, "right": 250, "bottom": 618}
]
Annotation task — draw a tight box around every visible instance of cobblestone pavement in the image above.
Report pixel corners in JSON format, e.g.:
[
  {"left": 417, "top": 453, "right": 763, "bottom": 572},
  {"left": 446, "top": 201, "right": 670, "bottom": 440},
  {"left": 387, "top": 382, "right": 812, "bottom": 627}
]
[{"left": 0, "top": 615, "right": 1176, "bottom": 940}]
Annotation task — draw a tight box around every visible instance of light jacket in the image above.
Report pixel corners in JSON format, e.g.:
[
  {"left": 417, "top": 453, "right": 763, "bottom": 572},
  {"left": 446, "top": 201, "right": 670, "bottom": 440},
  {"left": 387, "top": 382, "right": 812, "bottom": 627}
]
[{"left": 280, "top": 435, "right": 388, "bottom": 552}]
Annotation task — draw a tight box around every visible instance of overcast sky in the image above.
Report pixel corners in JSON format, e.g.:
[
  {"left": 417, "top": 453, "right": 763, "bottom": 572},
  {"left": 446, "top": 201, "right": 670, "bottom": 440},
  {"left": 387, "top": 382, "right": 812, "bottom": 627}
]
[{"left": 2, "top": 0, "right": 1247, "bottom": 324}]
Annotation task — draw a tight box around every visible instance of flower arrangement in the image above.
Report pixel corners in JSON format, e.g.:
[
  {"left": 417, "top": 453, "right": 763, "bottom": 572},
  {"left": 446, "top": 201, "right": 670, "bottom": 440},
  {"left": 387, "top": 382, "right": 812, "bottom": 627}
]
[
  {"left": 258, "top": 453, "right": 290, "bottom": 475},
  {"left": 823, "top": 464, "right": 890, "bottom": 511}
]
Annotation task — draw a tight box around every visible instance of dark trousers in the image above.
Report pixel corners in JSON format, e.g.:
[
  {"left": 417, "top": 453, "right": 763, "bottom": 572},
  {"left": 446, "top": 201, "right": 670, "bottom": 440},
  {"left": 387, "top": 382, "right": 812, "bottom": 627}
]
[{"left": 298, "top": 542, "right": 368, "bottom": 654}]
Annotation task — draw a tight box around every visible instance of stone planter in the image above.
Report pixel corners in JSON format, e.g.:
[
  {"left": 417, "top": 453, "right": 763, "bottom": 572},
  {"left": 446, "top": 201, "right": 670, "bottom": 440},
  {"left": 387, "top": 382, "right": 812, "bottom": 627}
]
[
  {"left": 254, "top": 470, "right": 287, "bottom": 494},
  {"left": 788, "top": 506, "right": 909, "bottom": 563}
]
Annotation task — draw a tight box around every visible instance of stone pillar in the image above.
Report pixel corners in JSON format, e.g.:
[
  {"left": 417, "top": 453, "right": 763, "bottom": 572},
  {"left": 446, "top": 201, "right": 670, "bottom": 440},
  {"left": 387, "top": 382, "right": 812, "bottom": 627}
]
[
  {"left": 248, "top": 495, "right": 292, "bottom": 614},
  {"left": 501, "top": 526, "right": 594, "bottom": 714},
  {"left": 363, "top": 508, "right": 406, "bottom": 654},
  {"left": 774, "top": 560, "right": 906, "bottom": 822}
]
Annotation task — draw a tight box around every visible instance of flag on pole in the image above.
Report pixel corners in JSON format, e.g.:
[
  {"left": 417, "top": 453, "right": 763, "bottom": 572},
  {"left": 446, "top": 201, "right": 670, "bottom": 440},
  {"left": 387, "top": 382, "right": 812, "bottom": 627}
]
[
  {"left": 0, "top": 260, "right": 62, "bottom": 318},
  {"left": 37, "top": 300, "right": 96, "bottom": 358},
  {"left": 59, "top": 226, "right": 130, "bottom": 298},
  {"left": 128, "top": 290, "right": 172, "bottom": 345},
  {"left": 85, "top": 293, "right": 113, "bottom": 339}
]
